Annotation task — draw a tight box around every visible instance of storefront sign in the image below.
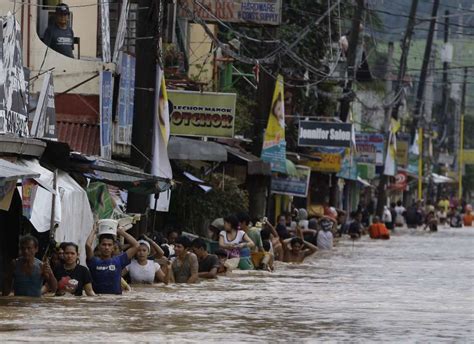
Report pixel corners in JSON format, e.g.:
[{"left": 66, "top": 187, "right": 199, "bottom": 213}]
[
  {"left": 303, "top": 152, "right": 342, "bottom": 173},
  {"left": 100, "top": 71, "right": 114, "bottom": 159},
  {"left": 168, "top": 90, "right": 236, "bottom": 139},
  {"left": 271, "top": 165, "right": 311, "bottom": 198},
  {"left": 178, "top": 0, "right": 282, "bottom": 26},
  {"left": 117, "top": 53, "right": 135, "bottom": 144},
  {"left": 298, "top": 121, "right": 352, "bottom": 148}
]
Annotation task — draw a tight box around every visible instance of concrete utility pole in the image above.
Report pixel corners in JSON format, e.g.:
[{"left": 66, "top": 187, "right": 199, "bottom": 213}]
[
  {"left": 376, "top": 0, "right": 419, "bottom": 217},
  {"left": 412, "top": 0, "right": 440, "bottom": 130},
  {"left": 439, "top": 10, "right": 450, "bottom": 149},
  {"left": 128, "top": 0, "right": 159, "bottom": 235},
  {"left": 458, "top": 67, "right": 468, "bottom": 200},
  {"left": 339, "top": 0, "right": 365, "bottom": 122}
]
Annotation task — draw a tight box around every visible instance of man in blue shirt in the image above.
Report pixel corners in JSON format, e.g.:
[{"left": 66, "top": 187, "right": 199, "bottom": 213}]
[
  {"left": 85, "top": 225, "right": 139, "bottom": 294},
  {"left": 43, "top": 3, "right": 75, "bottom": 58}
]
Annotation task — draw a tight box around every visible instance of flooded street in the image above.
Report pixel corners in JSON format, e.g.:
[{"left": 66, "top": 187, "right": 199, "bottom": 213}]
[{"left": 1, "top": 227, "right": 473, "bottom": 342}]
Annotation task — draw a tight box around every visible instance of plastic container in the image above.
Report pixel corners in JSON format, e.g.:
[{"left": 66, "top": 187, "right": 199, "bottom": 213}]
[{"left": 97, "top": 219, "right": 118, "bottom": 236}]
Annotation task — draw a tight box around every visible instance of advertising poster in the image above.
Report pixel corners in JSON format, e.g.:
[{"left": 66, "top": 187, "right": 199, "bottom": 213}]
[
  {"left": 31, "top": 72, "right": 56, "bottom": 139},
  {"left": 168, "top": 90, "right": 236, "bottom": 138},
  {"left": 271, "top": 165, "right": 311, "bottom": 198},
  {"left": 22, "top": 178, "right": 38, "bottom": 219},
  {"left": 261, "top": 74, "right": 286, "bottom": 173}
]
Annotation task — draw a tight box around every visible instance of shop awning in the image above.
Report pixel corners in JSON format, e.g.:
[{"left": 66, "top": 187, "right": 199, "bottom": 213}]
[
  {"left": 225, "top": 146, "right": 271, "bottom": 176},
  {"left": 0, "top": 159, "right": 40, "bottom": 183},
  {"left": 357, "top": 176, "right": 374, "bottom": 188},
  {"left": 168, "top": 137, "right": 227, "bottom": 162},
  {"left": 431, "top": 173, "right": 455, "bottom": 184},
  {"left": 69, "top": 154, "right": 173, "bottom": 194}
]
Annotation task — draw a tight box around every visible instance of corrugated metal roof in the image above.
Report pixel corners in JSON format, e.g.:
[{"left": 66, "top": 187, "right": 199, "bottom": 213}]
[{"left": 56, "top": 114, "right": 100, "bottom": 156}]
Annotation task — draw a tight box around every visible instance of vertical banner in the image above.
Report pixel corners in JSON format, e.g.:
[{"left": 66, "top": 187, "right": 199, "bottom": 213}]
[
  {"left": 384, "top": 119, "right": 400, "bottom": 176},
  {"left": 31, "top": 72, "right": 56, "bottom": 139},
  {"left": 112, "top": 0, "right": 130, "bottom": 64},
  {"left": 0, "top": 14, "right": 29, "bottom": 136},
  {"left": 150, "top": 67, "right": 172, "bottom": 212},
  {"left": 100, "top": 71, "right": 113, "bottom": 159},
  {"left": 100, "top": 0, "right": 111, "bottom": 62},
  {"left": 117, "top": 53, "right": 135, "bottom": 144},
  {"left": 22, "top": 179, "right": 38, "bottom": 219},
  {"left": 261, "top": 74, "right": 286, "bottom": 173}
]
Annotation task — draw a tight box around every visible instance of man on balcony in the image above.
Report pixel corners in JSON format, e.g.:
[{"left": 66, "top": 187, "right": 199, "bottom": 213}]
[{"left": 43, "top": 3, "right": 74, "bottom": 58}]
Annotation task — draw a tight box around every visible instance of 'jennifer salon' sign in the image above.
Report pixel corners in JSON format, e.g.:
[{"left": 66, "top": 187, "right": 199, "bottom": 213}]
[
  {"left": 298, "top": 120, "right": 352, "bottom": 148},
  {"left": 168, "top": 90, "right": 236, "bottom": 138}
]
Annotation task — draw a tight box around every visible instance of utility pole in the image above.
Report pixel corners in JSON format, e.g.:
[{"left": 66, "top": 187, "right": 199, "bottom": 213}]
[
  {"left": 411, "top": 0, "right": 439, "bottom": 203},
  {"left": 128, "top": 0, "right": 159, "bottom": 235},
  {"left": 376, "top": 0, "right": 419, "bottom": 217},
  {"left": 458, "top": 67, "right": 468, "bottom": 200},
  {"left": 439, "top": 10, "right": 450, "bottom": 149},
  {"left": 339, "top": 0, "right": 365, "bottom": 122}
]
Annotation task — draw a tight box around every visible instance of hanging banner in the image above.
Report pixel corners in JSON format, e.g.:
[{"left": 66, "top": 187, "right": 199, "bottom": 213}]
[
  {"left": 117, "top": 53, "right": 135, "bottom": 144},
  {"left": 261, "top": 74, "right": 286, "bottom": 173},
  {"left": 271, "top": 165, "right": 311, "bottom": 198},
  {"left": 31, "top": 72, "right": 56, "bottom": 139},
  {"left": 150, "top": 68, "right": 173, "bottom": 212},
  {"left": 168, "top": 90, "right": 236, "bottom": 138},
  {"left": 298, "top": 121, "right": 352, "bottom": 148},
  {"left": 0, "top": 14, "right": 29, "bottom": 136},
  {"left": 178, "top": 0, "right": 282, "bottom": 26},
  {"left": 100, "top": 71, "right": 114, "bottom": 159},
  {"left": 22, "top": 178, "right": 39, "bottom": 219},
  {"left": 396, "top": 134, "right": 410, "bottom": 167},
  {"left": 336, "top": 150, "right": 358, "bottom": 180},
  {"left": 355, "top": 132, "right": 384, "bottom": 166},
  {"left": 100, "top": 0, "right": 111, "bottom": 62},
  {"left": 0, "top": 180, "right": 16, "bottom": 211}
]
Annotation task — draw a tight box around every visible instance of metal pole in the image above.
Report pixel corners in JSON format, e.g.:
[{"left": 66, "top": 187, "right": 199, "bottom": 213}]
[
  {"left": 418, "top": 128, "right": 423, "bottom": 201},
  {"left": 459, "top": 67, "right": 468, "bottom": 201}
]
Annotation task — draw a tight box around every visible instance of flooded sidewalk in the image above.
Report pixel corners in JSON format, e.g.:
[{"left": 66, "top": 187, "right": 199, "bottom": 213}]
[{"left": 1, "top": 227, "right": 473, "bottom": 342}]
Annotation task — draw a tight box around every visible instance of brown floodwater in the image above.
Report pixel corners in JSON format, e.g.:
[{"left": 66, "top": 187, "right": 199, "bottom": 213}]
[{"left": 0, "top": 227, "right": 473, "bottom": 342}]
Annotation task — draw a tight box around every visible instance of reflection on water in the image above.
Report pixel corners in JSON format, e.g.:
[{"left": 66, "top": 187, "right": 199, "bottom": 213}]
[{"left": 1, "top": 228, "right": 473, "bottom": 342}]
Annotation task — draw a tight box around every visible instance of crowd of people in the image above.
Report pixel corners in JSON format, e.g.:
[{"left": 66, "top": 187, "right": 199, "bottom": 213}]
[{"left": 2, "top": 197, "right": 470, "bottom": 297}]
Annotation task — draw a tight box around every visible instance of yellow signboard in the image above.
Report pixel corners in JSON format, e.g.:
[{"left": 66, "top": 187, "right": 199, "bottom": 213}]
[
  {"left": 396, "top": 139, "right": 409, "bottom": 166},
  {"left": 463, "top": 149, "right": 474, "bottom": 165},
  {"left": 302, "top": 153, "right": 342, "bottom": 173}
]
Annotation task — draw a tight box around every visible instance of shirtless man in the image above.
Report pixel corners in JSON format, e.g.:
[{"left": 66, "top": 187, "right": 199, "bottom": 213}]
[{"left": 282, "top": 228, "right": 318, "bottom": 263}]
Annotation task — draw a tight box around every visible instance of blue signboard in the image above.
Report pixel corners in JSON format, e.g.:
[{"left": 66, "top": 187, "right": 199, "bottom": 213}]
[
  {"left": 117, "top": 53, "right": 135, "bottom": 144},
  {"left": 100, "top": 71, "right": 113, "bottom": 158},
  {"left": 271, "top": 165, "right": 311, "bottom": 198}
]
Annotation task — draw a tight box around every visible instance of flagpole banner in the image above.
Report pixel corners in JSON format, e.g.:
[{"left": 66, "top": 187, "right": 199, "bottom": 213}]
[
  {"left": 168, "top": 90, "right": 236, "bottom": 138},
  {"left": 298, "top": 121, "right": 352, "bottom": 148},
  {"left": 117, "top": 53, "right": 135, "bottom": 144},
  {"left": 271, "top": 165, "right": 311, "bottom": 198},
  {"left": 261, "top": 74, "right": 287, "bottom": 173},
  {"left": 150, "top": 67, "right": 173, "bottom": 212},
  {"left": 100, "top": 71, "right": 114, "bottom": 159},
  {"left": 31, "top": 72, "right": 56, "bottom": 139},
  {"left": 0, "top": 14, "right": 29, "bottom": 136}
]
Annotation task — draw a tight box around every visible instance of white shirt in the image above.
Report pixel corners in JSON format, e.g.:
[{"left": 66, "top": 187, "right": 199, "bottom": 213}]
[
  {"left": 382, "top": 208, "right": 392, "bottom": 223},
  {"left": 125, "top": 259, "right": 160, "bottom": 284},
  {"left": 317, "top": 230, "right": 333, "bottom": 250}
]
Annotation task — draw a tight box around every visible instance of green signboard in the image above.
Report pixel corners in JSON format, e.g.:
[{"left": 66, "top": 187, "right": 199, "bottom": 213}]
[{"left": 168, "top": 90, "right": 236, "bottom": 138}]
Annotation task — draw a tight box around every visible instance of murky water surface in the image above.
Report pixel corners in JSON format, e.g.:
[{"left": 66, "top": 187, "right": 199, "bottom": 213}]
[{"left": 1, "top": 227, "right": 473, "bottom": 342}]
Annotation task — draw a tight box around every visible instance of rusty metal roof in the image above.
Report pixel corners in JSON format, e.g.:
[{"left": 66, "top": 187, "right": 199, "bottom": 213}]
[{"left": 56, "top": 114, "right": 100, "bottom": 156}]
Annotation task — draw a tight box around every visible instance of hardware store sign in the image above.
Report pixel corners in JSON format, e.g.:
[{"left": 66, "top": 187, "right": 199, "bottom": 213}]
[{"left": 179, "top": 0, "right": 282, "bottom": 25}]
